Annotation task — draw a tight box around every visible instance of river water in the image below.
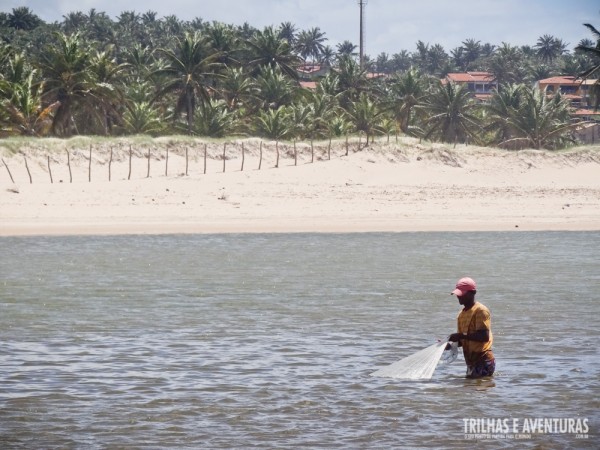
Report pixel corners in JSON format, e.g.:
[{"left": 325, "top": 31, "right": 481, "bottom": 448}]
[{"left": 0, "top": 232, "right": 598, "bottom": 449}]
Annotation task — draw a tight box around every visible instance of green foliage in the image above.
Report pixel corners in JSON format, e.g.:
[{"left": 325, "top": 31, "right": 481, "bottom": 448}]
[{"left": 0, "top": 7, "right": 595, "bottom": 150}]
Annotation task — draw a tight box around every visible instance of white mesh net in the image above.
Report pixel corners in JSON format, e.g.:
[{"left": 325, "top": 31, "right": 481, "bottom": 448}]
[{"left": 370, "top": 341, "right": 448, "bottom": 380}]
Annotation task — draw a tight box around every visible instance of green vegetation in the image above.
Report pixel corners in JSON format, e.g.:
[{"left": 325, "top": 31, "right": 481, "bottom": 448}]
[{"left": 0, "top": 6, "right": 599, "bottom": 150}]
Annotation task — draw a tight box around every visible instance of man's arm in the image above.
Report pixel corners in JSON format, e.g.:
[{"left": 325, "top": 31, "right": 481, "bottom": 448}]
[{"left": 449, "top": 329, "right": 489, "bottom": 342}]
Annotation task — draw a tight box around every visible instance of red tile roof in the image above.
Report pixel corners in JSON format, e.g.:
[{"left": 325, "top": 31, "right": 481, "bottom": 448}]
[
  {"left": 446, "top": 72, "right": 496, "bottom": 83},
  {"left": 299, "top": 81, "right": 317, "bottom": 90},
  {"left": 538, "top": 76, "right": 581, "bottom": 85},
  {"left": 573, "top": 109, "right": 600, "bottom": 116},
  {"left": 297, "top": 65, "right": 322, "bottom": 74}
]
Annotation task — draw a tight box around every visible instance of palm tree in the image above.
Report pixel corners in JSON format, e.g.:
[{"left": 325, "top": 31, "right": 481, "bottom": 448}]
[
  {"left": 39, "top": 32, "right": 95, "bottom": 136},
  {"left": 204, "top": 22, "right": 241, "bottom": 67},
  {"left": 320, "top": 45, "right": 336, "bottom": 67},
  {"left": 7, "top": 7, "right": 42, "bottom": 30},
  {"left": 121, "top": 79, "right": 164, "bottom": 135},
  {"left": 155, "top": 31, "right": 221, "bottom": 134},
  {"left": 484, "top": 83, "right": 524, "bottom": 147},
  {"left": 295, "top": 27, "right": 327, "bottom": 62},
  {"left": 245, "top": 26, "right": 302, "bottom": 79},
  {"left": 389, "top": 51, "right": 412, "bottom": 72},
  {"left": 0, "top": 70, "right": 59, "bottom": 136},
  {"left": 535, "top": 34, "right": 567, "bottom": 63},
  {"left": 384, "top": 67, "right": 427, "bottom": 134},
  {"left": 460, "top": 39, "right": 481, "bottom": 71},
  {"left": 255, "top": 106, "right": 292, "bottom": 140},
  {"left": 86, "top": 47, "right": 129, "bottom": 134},
  {"left": 421, "top": 80, "right": 482, "bottom": 145},
  {"left": 332, "top": 56, "right": 369, "bottom": 107},
  {"left": 278, "top": 22, "right": 297, "bottom": 46},
  {"left": 305, "top": 89, "right": 339, "bottom": 138},
  {"left": 193, "top": 99, "right": 239, "bottom": 137},
  {"left": 503, "top": 86, "right": 575, "bottom": 149},
  {"left": 252, "top": 65, "right": 297, "bottom": 110},
  {"left": 487, "top": 43, "right": 525, "bottom": 87},
  {"left": 336, "top": 40, "right": 357, "bottom": 59},
  {"left": 575, "top": 22, "right": 600, "bottom": 109},
  {"left": 219, "top": 66, "right": 253, "bottom": 110},
  {"left": 346, "top": 92, "right": 383, "bottom": 145},
  {"left": 121, "top": 101, "right": 164, "bottom": 135}
]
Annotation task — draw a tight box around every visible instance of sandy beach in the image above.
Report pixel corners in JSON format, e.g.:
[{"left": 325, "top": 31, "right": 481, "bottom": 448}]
[{"left": 1, "top": 136, "right": 599, "bottom": 236}]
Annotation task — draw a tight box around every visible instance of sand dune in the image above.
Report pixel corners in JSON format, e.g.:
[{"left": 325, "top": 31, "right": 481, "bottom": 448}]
[{"left": 1, "top": 136, "right": 599, "bottom": 235}]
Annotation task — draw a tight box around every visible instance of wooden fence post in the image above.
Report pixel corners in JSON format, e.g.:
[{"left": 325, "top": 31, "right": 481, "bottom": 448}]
[
  {"left": 328, "top": 137, "right": 332, "bottom": 160},
  {"left": 258, "top": 141, "right": 263, "bottom": 170},
  {"left": 222, "top": 142, "right": 227, "bottom": 173},
  {"left": 128, "top": 145, "right": 132, "bottom": 180},
  {"left": 345, "top": 135, "right": 349, "bottom": 156},
  {"left": 47, "top": 156, "right": 53, "bottom": 184},
  {"left": 294, "top": 140, "right": 297, "bottom": 166},
  {"left": 165, "top": 144, "right": 169, "bottom": 176},
  {"left": 23, "top": 155, "right": 32, "bottom": 183},
  {"left": 2, "top": 158, "right": 15, "bottom": 184},
  {"left": 66, "top": 150, "right": 72, "bottom": 183},
  {"left": 88, "top": 144, "right": 92, "bottom": 182},
  {"left": 146, "top": 147, "right": 151, "bottom": 178},
  {"left": 109, "top": 147, "right": 113, "bottom": 181},
  {"left": 185, "top": 147, "right": 189, "bottom": 176},
  {"left": 311, "top": 139, "right": 314, "bottom": 163},
  {"left": 275, "top": 141, "right": 279, "bottom": 168},
  {"left": 204, "top": 144, "right": 207, "bottom": 174},
  {"left": 241, "top": 142, "right": 245, "bottom": 171}
]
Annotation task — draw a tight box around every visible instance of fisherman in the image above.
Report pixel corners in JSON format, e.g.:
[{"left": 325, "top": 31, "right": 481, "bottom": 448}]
[{"left": 448, "top": 277, "right": 495, "bottom": 378}]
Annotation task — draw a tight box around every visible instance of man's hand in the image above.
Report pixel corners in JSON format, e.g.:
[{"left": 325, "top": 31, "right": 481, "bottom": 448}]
[{"left": 448, "top": 332, "right": 464, "bottom": 342}]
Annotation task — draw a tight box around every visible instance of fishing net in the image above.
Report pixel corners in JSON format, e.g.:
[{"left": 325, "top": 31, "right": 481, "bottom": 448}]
[
  {"left": 440, "top": 341, "right": 459, "bottom": 364},
  {"left": 370, "top": 341, "right": 451, "bottom": 380}
]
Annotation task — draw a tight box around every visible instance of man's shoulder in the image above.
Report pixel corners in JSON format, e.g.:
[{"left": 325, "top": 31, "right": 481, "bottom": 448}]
[{"left": 474, "top": 302, "right": 491, "bottom": 315}]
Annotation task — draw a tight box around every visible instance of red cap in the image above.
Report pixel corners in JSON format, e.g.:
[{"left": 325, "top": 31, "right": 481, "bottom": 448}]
[{"left": 451, "top": 277, "right": 477, "bottom": 296}]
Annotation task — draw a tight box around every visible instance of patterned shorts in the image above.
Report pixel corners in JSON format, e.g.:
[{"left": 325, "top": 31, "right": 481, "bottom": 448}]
[{"left": 466, "top": 357, "right": 496, "bottom": 378}]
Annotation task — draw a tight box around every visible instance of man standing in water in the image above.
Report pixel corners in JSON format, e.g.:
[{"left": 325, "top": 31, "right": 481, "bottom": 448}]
[{"left": 448, "top": 277, "right": 495, "bottom": 378}]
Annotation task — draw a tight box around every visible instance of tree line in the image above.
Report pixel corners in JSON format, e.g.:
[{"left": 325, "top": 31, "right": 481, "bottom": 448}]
[{"left": 1, "top": 7, "right": 599, "bottom": 150}]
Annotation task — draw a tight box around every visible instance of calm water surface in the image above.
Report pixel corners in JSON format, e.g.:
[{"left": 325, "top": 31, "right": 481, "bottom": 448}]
[{"left": 0, "top": 232, "right": 598, "bottom": 449}]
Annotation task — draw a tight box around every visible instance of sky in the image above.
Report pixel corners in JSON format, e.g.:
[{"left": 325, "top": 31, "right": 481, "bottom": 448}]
[{"left": 3, "top": 0, "right": 599, "bottom": 55}]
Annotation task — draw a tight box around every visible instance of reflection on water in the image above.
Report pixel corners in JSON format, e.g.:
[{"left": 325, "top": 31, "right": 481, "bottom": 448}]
[{"left": 0, "top": 232, "right": 598, "bottom": 448}]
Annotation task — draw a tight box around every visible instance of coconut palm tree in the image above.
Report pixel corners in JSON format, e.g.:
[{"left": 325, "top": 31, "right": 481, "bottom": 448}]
[
  {"left": 575, "top": 22, "right": 600, "bottom": 109},
  {"left": 121, "top": 100, "right": 164, "bottom": 135},
  {"left": 503, "top": 86, "right": 575, "bottom": 149},
  {"left": 255, "top": 106, "right": 292, "bottom": 140},
  {"left": 484, "top": 83, "right": 524, "bottom": 147},
  {"left": 336, "top": 41, "right": 357, "bottom": 59},
  {"left": 245, "top": 26, "right": 302, "bottom": 79},
  {"left": 346, "top": 92, "right": 383, "bottom": 145},
  {"left": 295, "top": 27, "right": 327, "bottom": 62},
  {"left": 319, "top": 45, "right": 336, "bottom": 67},
  {"left": 421, "top": 80, "right": 482, "bottom": 145},
  {"left": 487, "top": 43, "right": 525, "bottom": 88},
  {"left": 384, "top": 67, "right": 427, "bottom": 134},
  {"left": 278, "top": 22, "right": 297, "bottom": 46},
  {"left": 219, "top": 66, "right": 253, "bottom": 110},
  {"left": 460, "top": 39, "right": 482, "bottom": 71},
  {"left": 86, "top": 47, "right": 129, "bottom": 134},
  {"left": 535, "top": 34, "right": 567, "bottom": 63},
  {"left": 332, "top": 56, "right": 369, "bottom": 107},
  {"left": 204, "top": 22, "right": 241, "bottom": 67},
  {"left": 193, "top": 99, "right": 239, "bottom": 137},
  {"left": 155, "top": 31, "right": 221, "bottom": 134},
  {"left": 6, "top": 7, "right": 42, "bottom": 31},
  {"left": 0, "top": 70, "right": 59, "bottom": 136},
  {"left": 252, "top": 65, "right": 297, "bottom": 110},
  {"left": 39, "top": 32, "right": 95, "bottom": 136}
]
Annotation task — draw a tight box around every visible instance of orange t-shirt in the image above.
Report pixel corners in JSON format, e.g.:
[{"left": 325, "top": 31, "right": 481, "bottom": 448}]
[{"left": 457, "top": 302, "right": 493, "bottom": 366}]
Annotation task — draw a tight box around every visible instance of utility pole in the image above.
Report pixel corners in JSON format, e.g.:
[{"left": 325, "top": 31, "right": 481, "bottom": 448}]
[{"left": 358, "top": 0, "right": 367, "bottom": 69}]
